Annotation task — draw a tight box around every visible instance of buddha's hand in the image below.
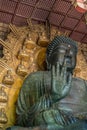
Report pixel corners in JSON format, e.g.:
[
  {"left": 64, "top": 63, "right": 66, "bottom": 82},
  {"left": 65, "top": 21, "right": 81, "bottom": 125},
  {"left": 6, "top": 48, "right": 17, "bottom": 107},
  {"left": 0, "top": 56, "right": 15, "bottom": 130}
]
[{"left": 51, "top": 62, "right": 72, "bottom": 100}]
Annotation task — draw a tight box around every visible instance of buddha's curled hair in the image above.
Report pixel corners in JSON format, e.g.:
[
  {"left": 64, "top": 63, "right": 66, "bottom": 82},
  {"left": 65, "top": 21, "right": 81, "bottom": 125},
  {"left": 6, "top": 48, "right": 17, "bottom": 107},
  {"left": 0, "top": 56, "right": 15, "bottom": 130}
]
[{"left": 46, "top": 35, "right": 78, "bottom": 64}]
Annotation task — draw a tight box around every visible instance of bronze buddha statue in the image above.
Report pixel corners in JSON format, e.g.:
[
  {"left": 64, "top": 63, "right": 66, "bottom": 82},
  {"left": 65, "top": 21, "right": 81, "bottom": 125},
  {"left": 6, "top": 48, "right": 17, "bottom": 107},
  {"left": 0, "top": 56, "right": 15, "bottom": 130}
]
[{"left": 7, "top": 36, "right": 87, "bottom": 130}]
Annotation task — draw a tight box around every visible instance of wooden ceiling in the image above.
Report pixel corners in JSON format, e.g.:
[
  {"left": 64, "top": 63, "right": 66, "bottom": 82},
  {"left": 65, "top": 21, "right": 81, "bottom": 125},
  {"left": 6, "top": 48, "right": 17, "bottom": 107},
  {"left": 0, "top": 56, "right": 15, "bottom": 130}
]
[{"left": 0, "top": 0, "right": 87, "bottom": 43}]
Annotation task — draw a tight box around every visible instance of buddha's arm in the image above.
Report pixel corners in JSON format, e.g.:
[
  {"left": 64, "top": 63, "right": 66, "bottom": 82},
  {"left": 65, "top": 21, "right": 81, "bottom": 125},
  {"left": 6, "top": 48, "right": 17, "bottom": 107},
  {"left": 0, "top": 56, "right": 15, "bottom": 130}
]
[
  {"left": 16, "top": 72, "right": 44, "bottom": 127},
  {"left": 16, "top": 73, "right": 38, "bottom": 126}
]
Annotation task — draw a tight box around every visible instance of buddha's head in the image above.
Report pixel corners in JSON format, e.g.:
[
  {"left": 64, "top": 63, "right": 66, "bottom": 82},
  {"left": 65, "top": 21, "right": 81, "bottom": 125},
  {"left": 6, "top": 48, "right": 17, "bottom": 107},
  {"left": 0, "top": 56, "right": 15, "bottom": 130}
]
[{"left": 46, "top": 36, "right": 78, "bottom": 73}]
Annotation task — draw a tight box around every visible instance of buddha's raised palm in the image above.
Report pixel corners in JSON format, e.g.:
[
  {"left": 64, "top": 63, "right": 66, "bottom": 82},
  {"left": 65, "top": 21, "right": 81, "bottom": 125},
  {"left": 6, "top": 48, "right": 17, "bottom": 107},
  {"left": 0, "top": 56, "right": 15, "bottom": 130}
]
[{"left": 51, "top": 62, "right": 72, "bottom": 100}]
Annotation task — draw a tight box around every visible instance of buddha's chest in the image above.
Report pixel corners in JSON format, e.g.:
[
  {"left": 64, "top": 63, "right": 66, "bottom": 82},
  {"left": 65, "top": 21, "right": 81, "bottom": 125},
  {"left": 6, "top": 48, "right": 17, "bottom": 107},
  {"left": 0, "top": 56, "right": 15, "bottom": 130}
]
[{"left": 59, "top": 78, "right": 87, "bottom": 115}]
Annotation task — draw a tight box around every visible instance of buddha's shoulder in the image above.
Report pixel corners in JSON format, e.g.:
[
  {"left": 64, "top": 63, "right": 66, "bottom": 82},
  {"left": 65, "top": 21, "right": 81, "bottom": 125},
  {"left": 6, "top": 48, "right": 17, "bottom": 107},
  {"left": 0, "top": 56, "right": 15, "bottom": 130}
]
[
  {"left": 72, "top": 77, "right": 87, "bottom": 86},
  {"left": 25, "top": 71, "right": 50, "bottom": 81},
  {"left": 72, "top": 77, "right": 87, "bottom": 82}
]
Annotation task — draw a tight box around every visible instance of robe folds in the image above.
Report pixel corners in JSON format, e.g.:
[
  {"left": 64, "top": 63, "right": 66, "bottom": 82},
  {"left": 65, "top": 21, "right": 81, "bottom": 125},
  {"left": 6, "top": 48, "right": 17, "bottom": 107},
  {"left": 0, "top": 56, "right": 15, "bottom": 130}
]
[{"left": 16, "top": 71, "right": 87, "bottom": 128}]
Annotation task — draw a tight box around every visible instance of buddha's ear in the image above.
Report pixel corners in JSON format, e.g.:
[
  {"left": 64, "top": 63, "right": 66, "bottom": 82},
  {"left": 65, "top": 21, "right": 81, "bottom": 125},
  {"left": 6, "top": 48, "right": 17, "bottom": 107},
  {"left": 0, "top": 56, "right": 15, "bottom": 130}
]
[
  {"left": 46, "top": 59, "right": 51, "bottom": 70},
  {"left": 71, "top": 55, "right": 77, "bottom": 70}
]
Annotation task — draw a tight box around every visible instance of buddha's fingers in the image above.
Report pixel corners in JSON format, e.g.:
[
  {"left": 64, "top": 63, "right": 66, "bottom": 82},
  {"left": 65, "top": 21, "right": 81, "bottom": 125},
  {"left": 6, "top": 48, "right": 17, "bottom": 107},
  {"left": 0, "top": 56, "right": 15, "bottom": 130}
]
[
  {"left": 63, "top": 66, "right": 67, "bottom": 85},
  {"left": 62, "top": 74, "right": 72, "bottom": 97},
  {"left": 56, "top": 62, "right": 60, "bottom": 77},
  {"left": 68, "top": 73, "right": 72, "bottom": 86}
]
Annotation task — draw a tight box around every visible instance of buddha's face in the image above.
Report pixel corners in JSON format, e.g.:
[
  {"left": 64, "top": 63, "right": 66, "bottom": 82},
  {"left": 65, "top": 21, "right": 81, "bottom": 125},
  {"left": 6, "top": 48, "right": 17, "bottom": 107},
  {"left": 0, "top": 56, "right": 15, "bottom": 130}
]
[{"left": 49, "top": 43, "right": 76, "bottom": 72}]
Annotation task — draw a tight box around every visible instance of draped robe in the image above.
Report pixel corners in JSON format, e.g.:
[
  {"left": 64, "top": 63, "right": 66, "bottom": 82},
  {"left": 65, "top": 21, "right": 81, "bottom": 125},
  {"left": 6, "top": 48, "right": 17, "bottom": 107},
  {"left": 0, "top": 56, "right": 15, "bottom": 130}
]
[{"left": 16, "top": 71, "right": 87, "bottom": 129}]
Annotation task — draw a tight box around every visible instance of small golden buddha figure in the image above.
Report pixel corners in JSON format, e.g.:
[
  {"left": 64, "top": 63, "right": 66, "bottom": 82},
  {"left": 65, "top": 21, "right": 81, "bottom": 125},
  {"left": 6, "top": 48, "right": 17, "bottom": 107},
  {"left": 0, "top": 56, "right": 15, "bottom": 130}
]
[
  {"left": 0, "top": 109, "right": 8, "bottom": 124},
  {"left": 18, "top": 46, "right": 29, "bottom": 61},
  {"left": 38, "top": 31, "right": 49, "bottom": 47},
  {"left": 16, "top": 61, "right": 28, "bottom": 77},
  {"left": 0, "top": 87, "right": 7, "bottom": 103},
  {"left": 25, "top": 33, "right": 36, "bottom": 49},
  {"left": 2, "top": 70, "right": 14, "bottom": 85}
]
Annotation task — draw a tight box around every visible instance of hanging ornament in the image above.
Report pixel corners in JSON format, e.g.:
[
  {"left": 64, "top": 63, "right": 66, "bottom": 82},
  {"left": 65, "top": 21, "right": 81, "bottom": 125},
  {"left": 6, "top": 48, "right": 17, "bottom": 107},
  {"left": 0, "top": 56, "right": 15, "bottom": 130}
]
[{"left": 73, "top": 0, "right": 87, "bottom": 13}]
